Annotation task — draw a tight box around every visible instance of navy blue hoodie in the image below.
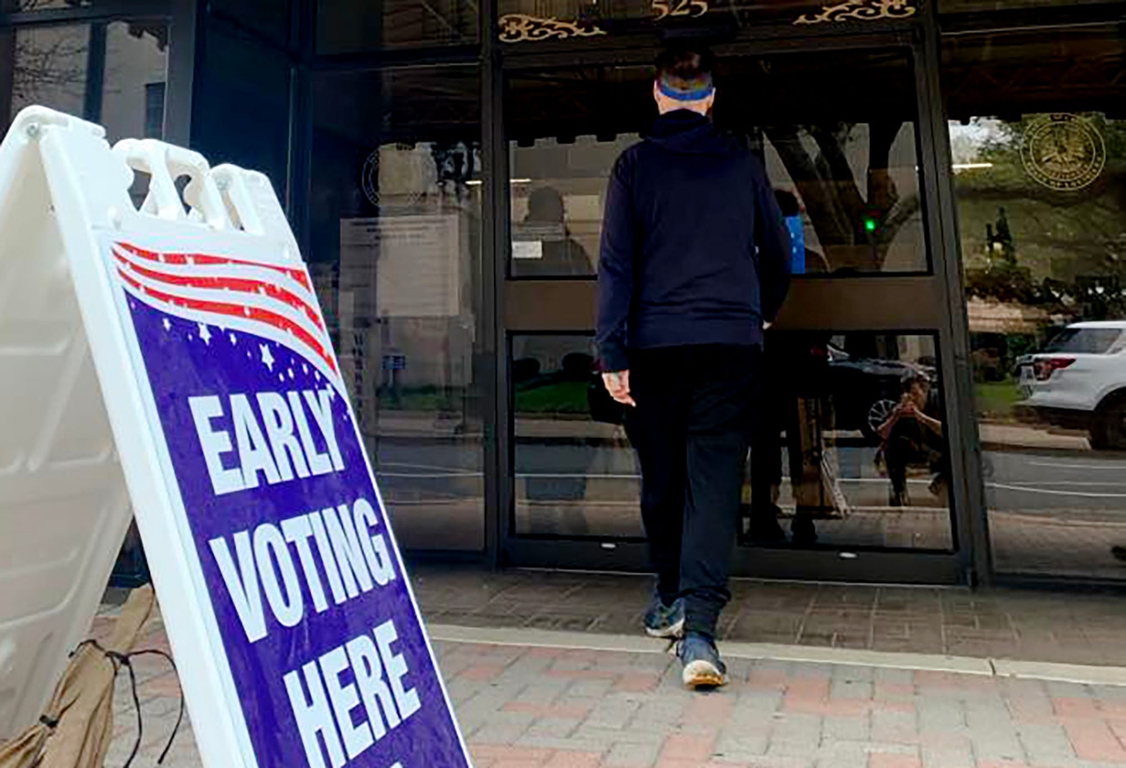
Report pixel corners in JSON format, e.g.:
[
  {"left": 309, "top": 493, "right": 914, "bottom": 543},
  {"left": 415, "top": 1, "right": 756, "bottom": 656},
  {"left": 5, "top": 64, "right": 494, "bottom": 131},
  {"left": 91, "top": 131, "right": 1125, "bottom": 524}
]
[{"left": 596, "top": 110, "right": 792, "bottom": 371}]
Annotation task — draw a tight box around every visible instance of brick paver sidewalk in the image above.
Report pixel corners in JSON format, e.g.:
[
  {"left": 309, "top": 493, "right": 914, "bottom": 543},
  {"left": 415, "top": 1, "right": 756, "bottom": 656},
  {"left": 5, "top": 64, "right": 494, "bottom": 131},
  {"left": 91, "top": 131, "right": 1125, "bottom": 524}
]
[{"left": 101, "top": 628, "right": 1126, "bottom": 768}]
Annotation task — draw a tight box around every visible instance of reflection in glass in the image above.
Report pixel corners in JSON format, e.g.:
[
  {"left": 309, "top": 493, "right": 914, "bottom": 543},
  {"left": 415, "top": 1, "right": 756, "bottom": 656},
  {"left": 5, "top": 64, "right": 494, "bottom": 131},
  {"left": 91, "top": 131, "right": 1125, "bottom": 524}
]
[
  {"left": 1, "top": 0, "right": 85, "bottom": 10},
  {"left": 512, "top": 186, "right": 592, "bottom": 276},
  {"left": 0, "top": 25, "right": 88, "bottom": 132},
  {"left": 714, "top": 48, "right": 927, "bottom": 275},
  {"left": 192, "top": 26, "right": 291, "bottom": 204},
  {"left": 946, "top": 29, "right": 1126, "bottom": 578},
  {"left": 317, "top": 0, "right": 477, "bottom": 53},
  {"left": 510, "top": 135, "right": 638, "bottom": 277},
  {"left": 940, "top": 0, "right": 1117, "bottom": 12},
  {"left": 746, "top": 332, "right": 953, "bottom": 552},
  {"left": 0, "top": 22, "right": 167, "bottom": 141},
  {"left": 311, "top": 67, "right": 484, "bottom": 550},
  {"left": 761, "top": 122, "right": 924, "bottom": 274},
  {"left": 208, "top": 0, "right": 291, "bottom": 48},
  {"left": 506, "top": 51, "right": 926, "bottom": 277},
  {"left": 101, "top": 22, "right": 168, "bottom": 143},
  {"left": 512, "top": 333, "right": 953, "bottom": 550},
  {"left": 513, "top": 335, "right": 642, "bottom": 538}
]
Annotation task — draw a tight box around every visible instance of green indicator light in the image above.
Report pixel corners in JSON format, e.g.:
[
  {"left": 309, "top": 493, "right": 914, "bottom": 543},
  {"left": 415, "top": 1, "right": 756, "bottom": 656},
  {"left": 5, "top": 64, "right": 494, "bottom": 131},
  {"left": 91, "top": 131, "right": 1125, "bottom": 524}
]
[{"left": 864, "top": 218, "right": 877, "bottom": 233}]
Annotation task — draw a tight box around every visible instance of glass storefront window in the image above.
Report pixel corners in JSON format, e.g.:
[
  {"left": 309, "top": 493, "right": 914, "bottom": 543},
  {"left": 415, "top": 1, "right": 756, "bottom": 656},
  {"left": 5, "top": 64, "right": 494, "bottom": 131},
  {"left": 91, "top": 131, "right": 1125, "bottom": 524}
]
[
  {"left": 191, "top": 25, "right": 291, "bottom": 209},
  {"left": 721, "top": 50, "right": 927, "bottom": 275},
  {"left": 209, "top": 0, "right": 291, "bottom": 49},
  {"left": 1, "top": 0, "right": 128, "bottom": 10},
  {"left": 511, "top": 331, "right": 955, "bottom": 551},
  {"left": 747, "top": 332, "right": 954, "bottom": 551},
  {"left": 939, "top": 0, "right": 1120, "bottom": 12},
  {"left": 510, "top": 135, "right": 637, "bottom": 278},
  {"left": 507, "top": 50, "right": 927, "bottom": 278},
  {"left": 512, "top": 334, "right": 640, "bottom": 538},
  {"left": 1, "top": 24, "right": 88, "bottom": 130},
  {"left": 507, "top": 65, "right": 652, "bottom": 278},
  {"left": 0, "top": 22, "right": 167, "bottom": 140},
  {"left": 945, "top": 29, "right": 1126, "bottom": 578},
  {"left": 316, "top": 0, "right": 477, "bottom": 53},
  {"left": 101, "top": 22, "right": 168, "bottom": 141},
  {"left": 310, "top": 66, "right": 484, "bottom": 551},
  {"left": 760, "top": 121, "right": 924, "bottom": 275}
]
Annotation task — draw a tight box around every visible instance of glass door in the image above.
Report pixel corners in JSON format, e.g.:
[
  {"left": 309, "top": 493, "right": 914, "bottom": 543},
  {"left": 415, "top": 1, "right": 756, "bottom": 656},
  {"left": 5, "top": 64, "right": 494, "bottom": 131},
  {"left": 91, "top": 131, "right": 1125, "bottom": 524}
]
[
  {"left": 499, "top": 41, "right": 970, "bottom": 583},
  {"left": 943, "top": 26, "right": 1126, "bottom": 582}
]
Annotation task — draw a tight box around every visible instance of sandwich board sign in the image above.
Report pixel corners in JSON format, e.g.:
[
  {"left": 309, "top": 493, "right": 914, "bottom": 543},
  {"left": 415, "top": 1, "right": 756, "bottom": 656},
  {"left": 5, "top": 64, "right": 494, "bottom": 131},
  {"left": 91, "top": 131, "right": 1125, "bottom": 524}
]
[{"left": 0, "top": 107, "right": 472, "bottom": 768}]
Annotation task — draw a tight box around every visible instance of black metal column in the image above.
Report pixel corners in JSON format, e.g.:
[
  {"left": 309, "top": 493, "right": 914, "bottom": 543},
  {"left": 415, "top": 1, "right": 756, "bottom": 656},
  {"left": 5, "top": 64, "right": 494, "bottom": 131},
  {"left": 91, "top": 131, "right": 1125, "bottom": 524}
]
[
  {"left": 481, "top": 0, "right": 509, "bottom": 568},
  {"left": 82, "top": 22, "right": 107, "bottom": 124},
  {"left": 286, "top": 0, "right": 314, "bottom": 241},
  {"left": 163, "top": 0, "right": 197, "bottom": 147},
  {"left": 914, "top": 0, "right": 993, "bottom": 587}
]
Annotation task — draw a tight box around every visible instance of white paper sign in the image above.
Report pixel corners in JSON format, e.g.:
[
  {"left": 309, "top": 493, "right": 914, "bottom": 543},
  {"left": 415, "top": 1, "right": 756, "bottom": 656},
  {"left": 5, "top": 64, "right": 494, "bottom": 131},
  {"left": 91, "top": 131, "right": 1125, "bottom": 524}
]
[{"left": 341, "top": 215, "right": 462, "bottom": 319}]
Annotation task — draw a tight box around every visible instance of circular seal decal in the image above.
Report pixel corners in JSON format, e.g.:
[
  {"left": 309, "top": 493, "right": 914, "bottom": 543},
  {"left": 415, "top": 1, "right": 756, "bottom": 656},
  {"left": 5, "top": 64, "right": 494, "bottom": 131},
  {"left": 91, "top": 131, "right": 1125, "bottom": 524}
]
[
  {"left": 361, "top": 145, "right": 437, "bottom": 208},
  {"left": 361, "top": 150, "right": 380, "bottom": 207},
  {"left": 1020, "top": 114, "right": 1106, "bottom": 191}
]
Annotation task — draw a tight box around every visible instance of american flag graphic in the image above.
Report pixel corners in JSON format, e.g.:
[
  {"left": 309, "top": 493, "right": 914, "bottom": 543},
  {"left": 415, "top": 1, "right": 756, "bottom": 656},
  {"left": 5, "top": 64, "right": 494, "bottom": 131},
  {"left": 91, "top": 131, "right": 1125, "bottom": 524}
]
[{"left": 112, "top": 241, "right": 339, "bottom": 381}]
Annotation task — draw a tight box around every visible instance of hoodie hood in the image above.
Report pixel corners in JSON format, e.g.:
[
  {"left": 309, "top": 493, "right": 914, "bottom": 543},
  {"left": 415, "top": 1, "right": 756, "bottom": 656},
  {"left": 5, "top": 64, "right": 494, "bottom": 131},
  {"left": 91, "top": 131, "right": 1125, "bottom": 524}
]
[{"left": 647, "top": 110, "right": 737, "bottom": 154}]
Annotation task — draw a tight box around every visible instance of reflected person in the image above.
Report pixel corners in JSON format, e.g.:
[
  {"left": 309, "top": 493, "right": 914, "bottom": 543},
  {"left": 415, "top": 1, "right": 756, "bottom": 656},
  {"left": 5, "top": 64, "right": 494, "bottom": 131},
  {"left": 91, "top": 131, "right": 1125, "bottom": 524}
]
[
  {"left": 747, "top": 194, "right": 827, "bottom": 546},
  {"left": 879, "top": 372, "right": 947, "bottom": 507},
  {"left": 747, "top": 330, "right": 802, "bottom": 545},
  {"left": 512, "top": 187, "right": 593, "bottom": 277}
]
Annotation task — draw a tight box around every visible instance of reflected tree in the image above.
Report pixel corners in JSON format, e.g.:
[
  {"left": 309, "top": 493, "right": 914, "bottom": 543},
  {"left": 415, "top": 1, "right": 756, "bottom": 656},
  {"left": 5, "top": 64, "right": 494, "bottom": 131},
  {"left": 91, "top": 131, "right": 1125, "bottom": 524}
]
[
  {"left": 0, "top": 19, "right": 166, "bottom": 131},
  {"left": 0, "top": 27, "right": 87, "bottom": 118},
  {"left": 765, "top": 120, "right": 921, "bottom": 272},
  {"left": 958, "top": 117, "right": 1126, "bottom": 322}
]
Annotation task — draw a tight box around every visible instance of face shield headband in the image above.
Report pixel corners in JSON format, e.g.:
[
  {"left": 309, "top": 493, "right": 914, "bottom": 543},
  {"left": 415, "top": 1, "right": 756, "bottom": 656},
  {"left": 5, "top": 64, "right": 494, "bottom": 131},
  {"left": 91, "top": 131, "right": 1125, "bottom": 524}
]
[{"left": 657, "top": 74, "right": 715, "bottom": 102}]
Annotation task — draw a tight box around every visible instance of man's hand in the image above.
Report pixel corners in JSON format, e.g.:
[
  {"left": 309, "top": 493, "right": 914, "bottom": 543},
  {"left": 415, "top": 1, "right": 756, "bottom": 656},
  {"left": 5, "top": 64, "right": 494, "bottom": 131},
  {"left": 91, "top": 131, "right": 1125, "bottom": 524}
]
[{"left": 602, "top": 370, "right": 636, "bottom": 407}]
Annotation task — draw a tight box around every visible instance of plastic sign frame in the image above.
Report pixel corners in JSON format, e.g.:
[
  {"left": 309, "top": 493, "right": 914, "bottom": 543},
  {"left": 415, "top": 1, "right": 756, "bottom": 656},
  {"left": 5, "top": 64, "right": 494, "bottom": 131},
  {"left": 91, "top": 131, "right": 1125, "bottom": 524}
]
[{"left": 0, "top": 107, "right": 472, "bottom": 768}]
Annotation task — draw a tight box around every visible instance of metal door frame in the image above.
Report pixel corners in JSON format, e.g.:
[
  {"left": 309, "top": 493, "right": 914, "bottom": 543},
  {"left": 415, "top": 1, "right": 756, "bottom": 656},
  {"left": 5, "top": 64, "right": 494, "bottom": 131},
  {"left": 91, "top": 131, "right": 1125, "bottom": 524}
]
[{"left": 483, "top": 1, "right": 984, "bottom": 585}]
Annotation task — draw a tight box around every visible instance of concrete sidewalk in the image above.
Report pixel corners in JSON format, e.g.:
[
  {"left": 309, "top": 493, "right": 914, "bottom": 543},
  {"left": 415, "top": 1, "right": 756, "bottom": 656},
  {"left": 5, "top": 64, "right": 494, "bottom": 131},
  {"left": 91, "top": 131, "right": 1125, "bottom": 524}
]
[{"left": 98, "top": 615, "right": 1126, "bottom": 768}]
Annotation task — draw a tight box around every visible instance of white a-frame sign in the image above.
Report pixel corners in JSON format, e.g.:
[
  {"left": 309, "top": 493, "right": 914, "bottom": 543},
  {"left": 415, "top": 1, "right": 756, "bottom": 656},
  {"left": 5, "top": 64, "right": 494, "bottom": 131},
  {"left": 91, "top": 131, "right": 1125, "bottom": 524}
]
[{"left": 0, "top": 107, "right": 472, "bottom": 768}]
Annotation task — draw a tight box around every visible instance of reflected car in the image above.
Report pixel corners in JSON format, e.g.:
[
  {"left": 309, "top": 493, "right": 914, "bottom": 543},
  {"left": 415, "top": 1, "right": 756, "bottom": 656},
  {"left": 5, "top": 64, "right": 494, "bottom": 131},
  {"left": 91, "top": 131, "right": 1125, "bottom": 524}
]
[
  {"left": 1016, "top": 321, "right": 1126, "bottom": 450},
  {"left": 546, "top": 342, "right": 936, "bottom": 444}
]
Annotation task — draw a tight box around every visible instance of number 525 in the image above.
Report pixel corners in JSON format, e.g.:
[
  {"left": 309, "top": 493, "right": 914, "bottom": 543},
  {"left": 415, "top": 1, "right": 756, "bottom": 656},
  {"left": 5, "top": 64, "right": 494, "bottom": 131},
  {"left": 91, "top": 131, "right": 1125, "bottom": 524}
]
[{"left": 652, "top": 0, "right": 708, "bottom": 19}]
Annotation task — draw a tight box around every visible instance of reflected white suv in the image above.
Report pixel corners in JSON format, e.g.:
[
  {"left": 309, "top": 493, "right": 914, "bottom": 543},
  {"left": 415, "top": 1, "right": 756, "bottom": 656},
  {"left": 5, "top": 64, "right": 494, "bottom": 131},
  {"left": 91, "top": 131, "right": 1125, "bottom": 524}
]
[{"left": 1017, "top": 321, "right": 1126, "bottom": 450}]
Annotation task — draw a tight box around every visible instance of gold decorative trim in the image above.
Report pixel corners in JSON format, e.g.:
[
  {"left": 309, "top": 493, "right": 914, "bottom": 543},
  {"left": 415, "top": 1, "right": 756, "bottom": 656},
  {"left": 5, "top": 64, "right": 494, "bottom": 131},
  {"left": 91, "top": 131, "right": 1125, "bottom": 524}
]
[
  {"left": 498, "top": 13, "right": 607, "bottom": 42},
  {"left": 652, "top": 0, "right": 709, "bottom": 20},
  {"left": 794, "top": 0, "right": 916, "bottom": 25}
]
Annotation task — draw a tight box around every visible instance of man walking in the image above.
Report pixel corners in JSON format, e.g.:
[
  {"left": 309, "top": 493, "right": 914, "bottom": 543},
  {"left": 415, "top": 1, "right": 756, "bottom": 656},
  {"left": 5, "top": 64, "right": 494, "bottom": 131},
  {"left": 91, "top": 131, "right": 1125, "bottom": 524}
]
[{"left": 597, "top": 46, "right": 791, "bottom": 688}]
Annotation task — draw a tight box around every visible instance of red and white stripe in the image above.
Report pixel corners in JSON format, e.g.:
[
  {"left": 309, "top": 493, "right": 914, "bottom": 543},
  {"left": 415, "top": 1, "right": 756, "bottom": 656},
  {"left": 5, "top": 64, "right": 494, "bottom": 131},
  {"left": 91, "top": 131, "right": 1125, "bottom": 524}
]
[{"left": 112, "top": 241, "right": 338, "bottom": 377}]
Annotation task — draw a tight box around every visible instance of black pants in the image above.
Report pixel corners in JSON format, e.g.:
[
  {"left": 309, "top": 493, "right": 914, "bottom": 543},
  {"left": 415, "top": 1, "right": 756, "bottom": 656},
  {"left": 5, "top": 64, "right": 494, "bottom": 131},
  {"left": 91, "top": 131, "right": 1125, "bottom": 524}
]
[
  {"left": 749, "top": 338, "right": 802, "bottom": 511},
  {"left": 885, "top": 420, "right": 947, "bottom": 496},
  {"left": 624, "top": 344, "right": 760, "bottom": 638}
]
